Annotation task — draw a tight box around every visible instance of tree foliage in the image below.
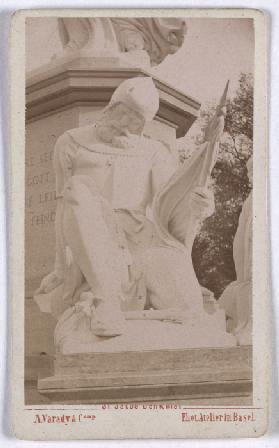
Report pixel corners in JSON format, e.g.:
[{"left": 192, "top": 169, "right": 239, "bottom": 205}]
[{"left": 191, "top": 73, "right": 253, "bottom": 298}]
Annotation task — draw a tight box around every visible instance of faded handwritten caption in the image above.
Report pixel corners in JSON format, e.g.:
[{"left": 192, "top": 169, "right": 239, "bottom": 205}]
[
  {"left": 101, "top": 403, "right": 181, "bottom": 410},
  {"left": 32, "top": 403, "right": 180, "bottom": 424},
  {"left": 182, "top": 411, "right": 256, "bottom": 423},
  {"left": 33, "top": 414, "right": 96, "bottom": 425}
]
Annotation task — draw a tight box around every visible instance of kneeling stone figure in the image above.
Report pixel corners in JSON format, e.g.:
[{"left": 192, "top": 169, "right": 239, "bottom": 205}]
[{"left": 36, "top": 77, "right": 223, "bottom": 340}]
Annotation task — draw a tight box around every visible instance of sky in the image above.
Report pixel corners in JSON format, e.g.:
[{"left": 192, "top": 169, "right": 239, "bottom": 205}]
[
  {"left": 26, "top": 17, "right": 254, "bottom": 106},
  {"left": 153, "top": 18, "right": 254, "bottom": 104}
]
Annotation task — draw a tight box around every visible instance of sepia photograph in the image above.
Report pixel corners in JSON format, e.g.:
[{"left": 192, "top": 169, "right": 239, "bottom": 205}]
[{"left": 9, "top": 8, "right": 268, "bottom": 439}]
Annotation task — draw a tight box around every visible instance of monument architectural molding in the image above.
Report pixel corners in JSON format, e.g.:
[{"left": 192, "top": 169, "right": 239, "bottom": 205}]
[
  {"left": 26, "top": 60, "right": 200, "bottom": 138},
  {"left": 38, "top": 346, "right": 252, "bottom": 403}
]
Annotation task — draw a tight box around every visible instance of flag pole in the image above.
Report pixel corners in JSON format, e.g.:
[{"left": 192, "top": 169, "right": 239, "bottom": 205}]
[{"left": 198, "top": 80, "right": 230, "bottom": 186}]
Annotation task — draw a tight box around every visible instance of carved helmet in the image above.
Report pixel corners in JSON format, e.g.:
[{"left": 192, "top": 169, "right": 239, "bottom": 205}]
[{"left": 109, "top": 77, "right": 159, "bottom": 122}]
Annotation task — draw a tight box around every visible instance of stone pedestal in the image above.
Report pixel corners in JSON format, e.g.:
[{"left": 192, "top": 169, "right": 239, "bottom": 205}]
[
  {"left": 38, "top": 346, "right": 252, "bottom": 404},
  {"left": 36, "top": 318, "right": 251, "bottom": 405}
]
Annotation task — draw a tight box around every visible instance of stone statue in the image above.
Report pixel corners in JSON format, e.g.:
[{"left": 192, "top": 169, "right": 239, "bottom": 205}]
[
  {"left": 55, "top": 17, "right": 187, "bottom": 66},
  {"left": 219, "top": 158, "right": 252, "bottom": 345},
  {"left": 35, "top": 77, "right": 233, "bottom": 351}
]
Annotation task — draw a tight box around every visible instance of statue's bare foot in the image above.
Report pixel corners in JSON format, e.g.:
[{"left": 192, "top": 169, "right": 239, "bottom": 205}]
[
  {"left": 36, "top": 271, "right": 63, "bottom": 294},
  {"left": 90, "top": 298, "right": 126, "bottom": 337}
]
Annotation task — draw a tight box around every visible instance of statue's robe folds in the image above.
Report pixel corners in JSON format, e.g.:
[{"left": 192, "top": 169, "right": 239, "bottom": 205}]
[
  {"left": 219, "top": 192, "right": 252, "bottom": 343},
  {"left": 50, "top": 125, "right": 205, "bottom": 319}
]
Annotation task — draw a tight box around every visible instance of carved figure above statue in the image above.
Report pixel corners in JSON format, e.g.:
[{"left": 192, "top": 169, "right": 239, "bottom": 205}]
[{"left": 55, "top": 17, "right": 187, "bottom": 67}]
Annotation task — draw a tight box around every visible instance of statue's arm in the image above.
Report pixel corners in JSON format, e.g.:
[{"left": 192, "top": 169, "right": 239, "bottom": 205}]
[{"left": 36, "top": 133, "right": 76, "bottom": 294}]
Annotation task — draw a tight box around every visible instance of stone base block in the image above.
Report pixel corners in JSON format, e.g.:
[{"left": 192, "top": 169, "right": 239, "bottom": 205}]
[{"left": 38, "top": 346, "right": 252, "bottom": 404}]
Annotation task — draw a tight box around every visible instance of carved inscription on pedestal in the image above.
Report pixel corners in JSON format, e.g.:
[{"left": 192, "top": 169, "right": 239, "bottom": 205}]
[{"left": 25, "top": 145, "right": 57, "bottom": 295}]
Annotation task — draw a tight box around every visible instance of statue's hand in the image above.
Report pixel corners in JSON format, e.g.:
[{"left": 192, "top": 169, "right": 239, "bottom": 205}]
[
  {"left": 36, "top": 271, "right": 64, "bottom": 295},
  {"left": 190, "top": 187, "right": 215, "bottom": 219}
]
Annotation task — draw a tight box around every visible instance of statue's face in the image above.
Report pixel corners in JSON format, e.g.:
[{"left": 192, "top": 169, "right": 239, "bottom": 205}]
[
  {"left": 107, "top": 103, "right": 145, "bottom": 135},
  {"left": 96, "top": 103, "right": 145, "bottom": 147},
  {"left": 125, "top": 31, "right": 145, "bottom": 51}
]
